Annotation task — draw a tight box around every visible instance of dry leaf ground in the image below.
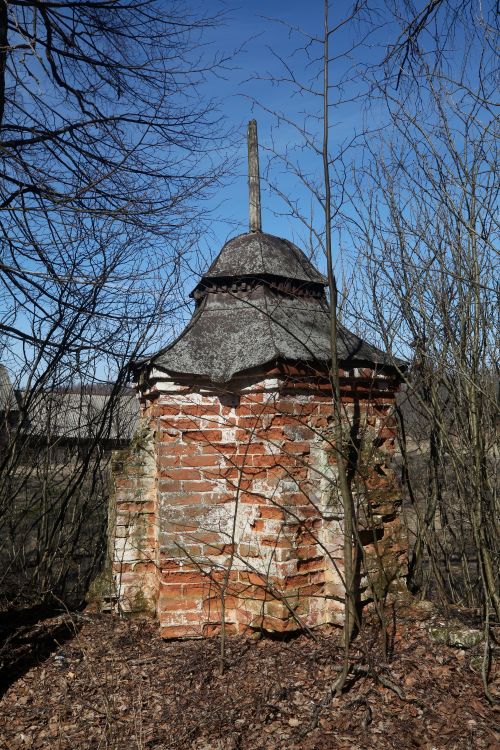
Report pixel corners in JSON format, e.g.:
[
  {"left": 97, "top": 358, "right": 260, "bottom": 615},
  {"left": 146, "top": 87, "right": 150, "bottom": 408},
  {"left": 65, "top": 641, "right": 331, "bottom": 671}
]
[{"left": 0, "top": 612, "right": 498, "bottom": 750}]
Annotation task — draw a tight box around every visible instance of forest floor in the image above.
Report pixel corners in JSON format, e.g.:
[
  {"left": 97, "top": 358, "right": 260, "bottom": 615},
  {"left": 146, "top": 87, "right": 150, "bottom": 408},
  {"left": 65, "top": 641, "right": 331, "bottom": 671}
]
[{"left": 0, "top": 606, "right": 498, "bottom": 750}]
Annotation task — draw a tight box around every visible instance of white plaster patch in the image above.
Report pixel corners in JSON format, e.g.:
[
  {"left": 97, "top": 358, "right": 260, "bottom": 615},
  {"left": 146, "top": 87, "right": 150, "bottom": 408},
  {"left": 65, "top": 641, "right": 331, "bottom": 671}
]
[{"left": 200, "top": 502, "right": 237, "bottom": 535}]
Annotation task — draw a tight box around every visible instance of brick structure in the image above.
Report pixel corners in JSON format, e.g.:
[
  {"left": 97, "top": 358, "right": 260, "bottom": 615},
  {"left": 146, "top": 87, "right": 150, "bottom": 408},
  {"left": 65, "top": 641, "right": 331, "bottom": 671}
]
[
  {"left": 109, "top": 122, "right": 407, "bottom": 637},
  {"left": 111, "top": 362, "right": 405, "bottom": 637}
]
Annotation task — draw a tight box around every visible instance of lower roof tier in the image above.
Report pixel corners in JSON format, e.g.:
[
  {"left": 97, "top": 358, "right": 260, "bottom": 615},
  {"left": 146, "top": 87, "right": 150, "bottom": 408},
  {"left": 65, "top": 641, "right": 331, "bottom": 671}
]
[{"left": 139, "top": 286, "right": 401, "bottom": 384}]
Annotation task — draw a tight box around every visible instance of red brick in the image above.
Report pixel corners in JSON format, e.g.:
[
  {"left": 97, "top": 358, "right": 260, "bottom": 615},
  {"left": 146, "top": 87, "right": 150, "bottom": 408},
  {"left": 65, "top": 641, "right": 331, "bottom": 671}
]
[
  {"left": 250, "top": 454, "right": 281, "bottom": 468},
  {"left": 158, "top": 432, "right": 179, "bottom": 443},
  {"left": 182, "top": 404, "right": 221, "bottom": 416},
  {"left": 259, "top": 505, "right": 285, "bottom": 520},
  {"left": 260, "top": 537, "right": 292, "bottom": 549},
  {"left": 250, "top": 519, "right": 265, "bottom": 532},
  {"left": 298, "top": 583, "right": 325, "bottom": 596},
  {"left": 161, "top": 571, "right": 205, "bottom": 585},
  {"left": 158, "top": 405, "right": 181, "bottom": 416},
  {"left": 183, "top": 430, "right": 223, "bottom": 443},
  {"left": 297, "top": 530, "right": 319, "bottom": 545},
  {"left": 181, "top": 480, "right": 216, "bottom": 492},
  {"left": 284, "top": 573, "right": 309, "bottom": 589},
  {"left": 237, "top": 415, "right": 261, "bottom": 428},
  {"left": 212, "top": 493, "right": 236, "bottom": 504},
  {"left": 158, "top": 595, "right": 202, "bottom": 611},
  {"left": 202, "top": 623, "right": 238, "bottom": 637},
  {"left": 158, "top": 557, "right": 183, "bottom": 569},
  {"left": 297, "top": 557, "right": 325, "bottom": 573},
  {"left": 167, "top": 521, "right": 198, "bottom": 532},
  {"left": 216, "top": 467, "right": 259, "bottom": 480},
  {"left": 309, "top": 576, "right": 332, "bottom": 583},
  {"left": 266, "top": 466, "right": 289, "bottom": 479},
  {"left": 160, "top": 468, "right": 201, "bottom": 480},
  {"left": 191, "top": 531, "right": 224, "bottom": 545},
  {"left": 297, "top": 544, "right": 320, "bottom": 560},
  {"left": 160, "top": 494, "right": 201, "bottom": 505},
  {"left": 237, "top": 444, "right": 267, "bottom": 456},
  {"left": 378, "top": 427, "right": 397, "bottom": 439},
  {"left": 318, "top": 403, "right": 334, "bottom": 415},
  {"left": 240, "top": 492, "right": 265, "bottom": 504},
  {"left": 259, "top": 616, "right": 296, "bottom": 633},
  {"left": 311, "top": 417, "right": 329, "bottom": 429},
  {"left": 227, "top": 478, "right": 252, "bottom": 491},
  {"left": 160, "top": 625, "right": 201, "bottom": 639},
  {"left": 223, "top": 454, "right": 254, "bottom": 469},
  {"left": 116, "top": 501, "right": 155, "bottom": 513},
  {"left": 114, "top": 478, "right": 135, "bottom": 489},
  {"left": 282, "top": 441, "right": 311, "bottom": 455},
  {"left": 182, "top": 454, "right": 221, "bottom": 467},
  {"left": 184, "top": 584, "right": 212, "bottom": 598},
  {"left": 255, "top": 428, "right": 286, "bottom": 441},
  {"left": 203, "top": 595, "right": 238, "bottom": 613},
  {"left": 158, "top": 443, "right": 201, "bottom": 456},
  {"left": 159, "top": 584, "right": 184, "bottom": 598},
  {"left": 202, "top": 443, "right": 236, "bottom": 455},
  {"left": 159, "top": 454, "right": 181, "bottom": 467},
  {"left": 281, "top": 492, "right": 308, "bottom": 506},
  {"left": 113, "top": 375, "right": 406, "bottom": 636},
  {"left": 239, "top": 571, "right": 267, "bottom": 586}
]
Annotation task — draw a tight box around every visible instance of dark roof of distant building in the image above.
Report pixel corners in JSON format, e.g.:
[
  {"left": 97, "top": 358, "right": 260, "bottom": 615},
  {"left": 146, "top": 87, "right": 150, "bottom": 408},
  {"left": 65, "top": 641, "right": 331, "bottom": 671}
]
[
  {"left": 0, "top": 364, "right": 17, "bottom": 412},
  {"left": 0, "top": 368, "right": 139, "bottom": 442},
  {"left": 22, "top": 387, "right": 139, "bottom": 442}
]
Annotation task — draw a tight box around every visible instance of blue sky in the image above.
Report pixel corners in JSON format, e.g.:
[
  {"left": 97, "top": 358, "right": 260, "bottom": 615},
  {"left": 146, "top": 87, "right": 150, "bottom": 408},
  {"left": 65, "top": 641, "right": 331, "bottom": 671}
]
[
  {"left": 150, "top": 0, "right": 415, "bottom": 351},
  {"left": 188, "top": 0, "right": 402, "bottom": 284},
  {"left": 198, "top": 2, "right": 369, "bottom": 246}
]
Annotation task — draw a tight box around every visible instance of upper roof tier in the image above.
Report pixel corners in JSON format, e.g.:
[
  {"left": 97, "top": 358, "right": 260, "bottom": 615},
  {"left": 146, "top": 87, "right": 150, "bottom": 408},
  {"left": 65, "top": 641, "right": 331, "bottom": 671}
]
[{"left": 196, "top": 231, "right": 327, "bottom": 288}]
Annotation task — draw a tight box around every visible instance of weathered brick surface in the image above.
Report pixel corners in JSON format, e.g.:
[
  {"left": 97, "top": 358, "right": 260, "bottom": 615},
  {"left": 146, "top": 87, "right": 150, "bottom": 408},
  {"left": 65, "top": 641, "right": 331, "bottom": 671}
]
[
  {"left": 110, "top": 427, "right": 159, "bottom": 615},
  {"left": 111, "top": 365, "right": 407, "bottom": 636}
]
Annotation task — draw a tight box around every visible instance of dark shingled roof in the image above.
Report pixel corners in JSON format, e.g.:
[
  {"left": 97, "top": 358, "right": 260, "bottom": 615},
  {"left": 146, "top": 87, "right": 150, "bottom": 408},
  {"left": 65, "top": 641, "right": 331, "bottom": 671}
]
[
  {"left": 199, "top": 232, "right": 327, "bottom": 286},
  {"left": 142, "top": 231, "right": 399, "bottom": 384},
  {"left": 149, "top": 289, "right": 393, "bottom": 383}
]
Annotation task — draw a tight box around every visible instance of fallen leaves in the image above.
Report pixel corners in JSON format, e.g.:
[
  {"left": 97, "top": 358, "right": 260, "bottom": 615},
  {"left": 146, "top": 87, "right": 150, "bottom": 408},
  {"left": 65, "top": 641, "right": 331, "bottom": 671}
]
[{"left": 0, "top": 613, "right": 497, "bottom": 750}]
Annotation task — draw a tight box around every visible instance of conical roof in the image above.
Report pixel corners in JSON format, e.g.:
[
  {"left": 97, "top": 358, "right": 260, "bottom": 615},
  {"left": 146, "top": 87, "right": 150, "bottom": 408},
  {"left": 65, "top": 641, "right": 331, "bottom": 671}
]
[
  {"left": 139, "top": 232, "right": 400, "bottom": 384},
  {"left": 199, "top": 232, "right": 327, "bottom": 286}
]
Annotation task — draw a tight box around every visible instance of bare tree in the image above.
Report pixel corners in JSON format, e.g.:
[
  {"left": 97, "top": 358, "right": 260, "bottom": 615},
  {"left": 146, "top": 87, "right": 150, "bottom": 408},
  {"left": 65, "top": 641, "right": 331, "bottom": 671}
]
[
  {"left": 243, "top": 0, "right": 497, "bottom": 699},
  {"left": 0, "top": 0, "right": 232, "bottom": 610},
  {"left": 245, "top": 1, "right": 404, "bottom": 695},
  {"left": 0, "top": 0, "right": 230, "bottom": 366},
  {"left": 345, "top": 2, "right": 498, "bottom": 698}
]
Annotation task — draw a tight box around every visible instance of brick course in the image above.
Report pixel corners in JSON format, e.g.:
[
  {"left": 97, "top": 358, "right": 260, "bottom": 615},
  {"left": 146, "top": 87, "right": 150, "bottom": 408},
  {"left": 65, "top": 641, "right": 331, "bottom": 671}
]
[{"left": 111, "top": 364, "right": 406, "bottom": 636}]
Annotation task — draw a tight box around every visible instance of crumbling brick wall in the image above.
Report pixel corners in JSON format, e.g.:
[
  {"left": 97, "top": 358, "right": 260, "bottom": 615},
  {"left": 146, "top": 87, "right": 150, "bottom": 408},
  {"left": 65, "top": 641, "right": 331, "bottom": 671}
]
[
  {"left": 111, "top": 427, "right": 159, "bottom": 615},
  {"left": 111, "top": 364, "right": 407, "bottom": 637}
]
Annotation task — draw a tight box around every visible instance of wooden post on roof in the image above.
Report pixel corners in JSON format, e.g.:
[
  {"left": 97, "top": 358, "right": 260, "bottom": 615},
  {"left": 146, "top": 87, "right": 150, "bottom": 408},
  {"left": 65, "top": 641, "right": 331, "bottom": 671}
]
[{"left": 247, "top": 119, "right": 262, "bottom": 232}]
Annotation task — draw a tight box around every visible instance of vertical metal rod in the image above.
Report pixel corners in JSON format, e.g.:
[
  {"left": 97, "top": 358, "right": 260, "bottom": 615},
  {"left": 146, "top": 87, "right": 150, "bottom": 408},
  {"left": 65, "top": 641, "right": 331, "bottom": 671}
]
[{"left": 247, "top": 119, "right": 262, "bottom": 232}]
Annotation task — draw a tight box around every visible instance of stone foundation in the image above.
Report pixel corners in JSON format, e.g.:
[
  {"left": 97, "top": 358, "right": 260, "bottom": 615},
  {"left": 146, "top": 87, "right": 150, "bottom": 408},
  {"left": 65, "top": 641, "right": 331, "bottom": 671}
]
[{"left": 111, "top": 363, "right": 407, "bottom": 637}]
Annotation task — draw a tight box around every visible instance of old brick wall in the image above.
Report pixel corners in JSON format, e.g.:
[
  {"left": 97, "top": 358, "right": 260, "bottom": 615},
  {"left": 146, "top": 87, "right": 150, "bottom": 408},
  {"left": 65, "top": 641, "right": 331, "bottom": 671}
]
[
  {"left": 111, "top": 426, "right": 159, "bottom": 615},
  {"left": 111, "top": 365, "right": 406, "bottom": 637}
]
